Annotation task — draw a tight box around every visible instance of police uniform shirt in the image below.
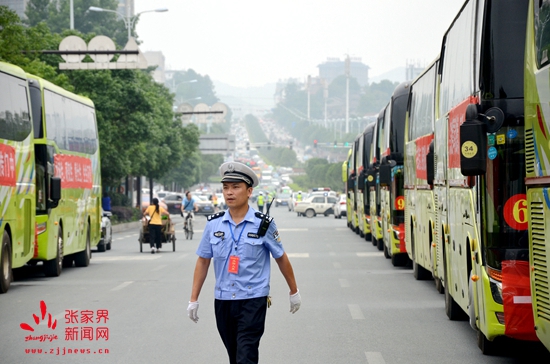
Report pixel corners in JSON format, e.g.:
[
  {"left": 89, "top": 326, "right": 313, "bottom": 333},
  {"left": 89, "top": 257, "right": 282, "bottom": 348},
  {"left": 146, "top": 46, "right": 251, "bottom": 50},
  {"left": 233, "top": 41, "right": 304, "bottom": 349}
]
[{"left": 196, "top": 207, "right": 284, "bottom": 300}]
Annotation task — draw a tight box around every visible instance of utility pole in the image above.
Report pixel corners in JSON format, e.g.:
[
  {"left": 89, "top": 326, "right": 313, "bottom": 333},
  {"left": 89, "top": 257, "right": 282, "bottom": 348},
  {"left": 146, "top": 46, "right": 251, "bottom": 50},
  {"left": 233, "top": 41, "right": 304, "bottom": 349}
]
[
  {"left": 70, "top": 0, "right": 74, "bottom": 29},
  {"left": 307, "top": 75, "right": 311, "bottom": 122},
  {"left": 345, "top": 55, "right": 350, "bottom": 134}
]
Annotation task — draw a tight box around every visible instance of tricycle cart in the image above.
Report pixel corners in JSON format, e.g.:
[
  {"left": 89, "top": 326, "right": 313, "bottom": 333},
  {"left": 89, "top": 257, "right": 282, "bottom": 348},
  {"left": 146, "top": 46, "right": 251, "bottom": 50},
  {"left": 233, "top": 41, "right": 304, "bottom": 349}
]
[{"left": 139, "top": 215, "right": 176, "bottom": 252}]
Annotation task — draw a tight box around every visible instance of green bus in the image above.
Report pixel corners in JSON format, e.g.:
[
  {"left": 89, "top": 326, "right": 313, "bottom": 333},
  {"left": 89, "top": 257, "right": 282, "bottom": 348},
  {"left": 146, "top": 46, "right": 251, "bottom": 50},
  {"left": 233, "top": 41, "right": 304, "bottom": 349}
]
[
  {"left": 27, "top": 74, "right": 102, "bottom": 276},
  {"left": 525, "top": 0, "right": 550, "bottom": 352}
]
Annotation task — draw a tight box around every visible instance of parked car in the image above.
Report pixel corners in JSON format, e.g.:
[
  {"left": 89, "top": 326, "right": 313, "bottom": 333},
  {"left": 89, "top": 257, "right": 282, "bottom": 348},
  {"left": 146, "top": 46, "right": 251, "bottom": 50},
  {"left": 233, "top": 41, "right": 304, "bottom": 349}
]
[
  {"left": 333, "top": 194, "right": 347, "bottom": 219},
  {"left": 162, "top": 193, "right": 184, "bottom": 214},
  {"left": 97, "top": 210, "right": 112, "bottom": 252},
  {"left": 194, "top": 195, "right": 215, "bottom": 216},
  {"left": 295, "top": 195, "right": 338, "bottom": 218},
  {"left": 140, "top": 195, "right": 168, "bottom": 212}
]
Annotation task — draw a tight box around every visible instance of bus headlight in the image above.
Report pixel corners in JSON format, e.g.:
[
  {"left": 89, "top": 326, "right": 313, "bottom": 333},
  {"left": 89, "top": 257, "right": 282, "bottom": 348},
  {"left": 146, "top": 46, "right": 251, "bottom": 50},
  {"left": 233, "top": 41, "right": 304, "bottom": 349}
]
[{"left": 489, "top": 278, "right": 503, "bottom": 305}]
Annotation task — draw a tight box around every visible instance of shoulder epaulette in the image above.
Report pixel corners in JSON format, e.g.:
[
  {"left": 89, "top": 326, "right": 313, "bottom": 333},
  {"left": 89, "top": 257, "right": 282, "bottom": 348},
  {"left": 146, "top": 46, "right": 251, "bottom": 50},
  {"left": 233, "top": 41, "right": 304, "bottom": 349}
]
[
  {"left": 255, "top": 212, "right": 273, "bottom": 222},
  {"left": 207, "top": 211, "right": 225, "bottom": 221}
]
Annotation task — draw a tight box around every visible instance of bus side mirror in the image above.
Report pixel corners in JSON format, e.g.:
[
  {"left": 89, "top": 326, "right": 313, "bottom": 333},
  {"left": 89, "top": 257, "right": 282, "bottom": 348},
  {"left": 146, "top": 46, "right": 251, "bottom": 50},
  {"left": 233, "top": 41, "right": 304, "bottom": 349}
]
[
  {"left": 427, "top": 141, "right": 434, "bottom": 184},
  {"left": 50, "top": 177, "right": 61, "bottom": 205},
  {"left": 379, "top": 160, "right": 396, "bottom": 185},
  {"left": 460, "top": 104, "right": 494, "bottom": 176}
]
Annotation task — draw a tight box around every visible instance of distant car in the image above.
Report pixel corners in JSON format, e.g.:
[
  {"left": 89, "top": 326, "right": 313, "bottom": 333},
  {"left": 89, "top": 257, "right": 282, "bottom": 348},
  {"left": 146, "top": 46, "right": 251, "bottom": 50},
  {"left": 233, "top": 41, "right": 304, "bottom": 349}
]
[
  {"left": 194, "top": 195, "right": 215, "bottom": 216},
  {"left": 162, "top": 193, "right": 183, "bottom": 214},
  {"left": 156, "top": 190, "right": 171, "bottom": 199},
  {"left": 333, "top": 195, "right": 347, "bottom": 219},
  {"left": 141, "top": 195, "right": 168, "bottom": 212},
  {"left": 275, "top": 192, "right": 291, "bottom": 208},
  {"left": 97, "top": 210, "right": 112, "bottom": 252},
  {"left": 295, "top": 195, "right": 338, "bottom": 218}
]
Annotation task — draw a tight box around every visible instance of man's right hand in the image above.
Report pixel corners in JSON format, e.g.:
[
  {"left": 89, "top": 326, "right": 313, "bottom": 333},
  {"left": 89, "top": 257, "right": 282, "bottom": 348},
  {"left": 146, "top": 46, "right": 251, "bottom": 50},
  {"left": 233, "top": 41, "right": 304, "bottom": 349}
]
[{"left": 187, "top": 301, "right": 199, "bottom": 323}]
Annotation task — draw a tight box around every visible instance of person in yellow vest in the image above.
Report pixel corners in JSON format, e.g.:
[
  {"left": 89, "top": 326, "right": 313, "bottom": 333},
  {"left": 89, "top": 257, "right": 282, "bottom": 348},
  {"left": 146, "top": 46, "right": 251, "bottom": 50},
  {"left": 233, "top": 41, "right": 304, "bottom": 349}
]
[
  {"left": 212, "top": 193, "right": 219, "bottom": 212},
  {"left": 257, "top": 191, "right": 265, "bottom": 213},
  {"left": 296, "top": 191, "right": 303, "bottom": 202}
]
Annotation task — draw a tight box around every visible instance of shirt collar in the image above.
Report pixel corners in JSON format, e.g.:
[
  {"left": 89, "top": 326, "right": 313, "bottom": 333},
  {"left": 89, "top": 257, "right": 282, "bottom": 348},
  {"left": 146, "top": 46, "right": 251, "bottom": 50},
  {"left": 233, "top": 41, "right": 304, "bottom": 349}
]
[{"left": 222, "top": 205, "right": 255, "bottom": 225}]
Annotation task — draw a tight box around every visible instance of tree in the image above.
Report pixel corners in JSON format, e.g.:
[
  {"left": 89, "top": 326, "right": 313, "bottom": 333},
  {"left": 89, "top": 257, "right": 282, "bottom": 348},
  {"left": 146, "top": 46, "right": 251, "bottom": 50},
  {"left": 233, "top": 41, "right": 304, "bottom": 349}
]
[{"left": 25, "top": 0, "right": 129, "bottom": 47}]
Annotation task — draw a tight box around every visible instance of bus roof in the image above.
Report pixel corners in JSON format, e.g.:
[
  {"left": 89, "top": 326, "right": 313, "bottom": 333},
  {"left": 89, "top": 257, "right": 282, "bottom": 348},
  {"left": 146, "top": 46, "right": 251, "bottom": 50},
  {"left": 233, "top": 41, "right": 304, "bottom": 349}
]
[{"left": 26, "top": 73, "right": 95, "bottom": 108}]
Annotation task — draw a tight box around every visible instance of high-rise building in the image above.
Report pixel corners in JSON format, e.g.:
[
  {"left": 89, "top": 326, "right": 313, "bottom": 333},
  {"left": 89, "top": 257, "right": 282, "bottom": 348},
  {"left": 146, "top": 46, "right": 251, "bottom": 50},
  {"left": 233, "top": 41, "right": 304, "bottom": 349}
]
[
  {"left": 318, "top": 57, "right": 370, "bottom": 87},
  {"left": 0, "top": 0, "right": 29, "bottom": 19},
  {"left": 117, "top": 0, "right": 134, "bottom": 17}
]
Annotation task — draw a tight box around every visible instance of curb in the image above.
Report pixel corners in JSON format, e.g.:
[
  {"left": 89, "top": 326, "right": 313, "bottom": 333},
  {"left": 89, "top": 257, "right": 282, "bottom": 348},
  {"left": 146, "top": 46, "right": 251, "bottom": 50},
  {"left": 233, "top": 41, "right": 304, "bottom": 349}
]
[{"left": 112, "top": 221, "right": 142, "bottom": 233}]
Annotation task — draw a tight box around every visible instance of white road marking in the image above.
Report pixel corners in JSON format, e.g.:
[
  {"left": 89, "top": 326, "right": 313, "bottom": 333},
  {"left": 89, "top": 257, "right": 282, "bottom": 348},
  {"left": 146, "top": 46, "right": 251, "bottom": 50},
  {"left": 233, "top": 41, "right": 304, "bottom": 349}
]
[
  {"left": 152, "top": 265, "right": 167, "bottom": 272},
  {"left": 287, "top": 253, "right": 309, "bottom": 258},
  {"left": 177, "top": 253, "right": 189, "bottom": 260},
  {"left": 356, "top": 252, "right": 383, "bottom": 257},
  {"left": 339, "top": 279, "right": 350, "bottom": 288},
  {"left": 92, "top": 256, "right": 162, "bottom": 262},
  {"left": 333, "top": 262, "right": 342, "bottom": 269},
  {"left": 111, "top": 281, "right": 134, "bottom": 291},
  {"left": 365, "top": 352, "right": 386, "bottom": 364},
  {"left": 279, "top": 228, "right": 308, "bottom": 231},
  {"left": 329, "top": 252, "right": 336, "bottom": 256},
  {"left": 348, "top": 304, "right": 365, "bottom": 320}
]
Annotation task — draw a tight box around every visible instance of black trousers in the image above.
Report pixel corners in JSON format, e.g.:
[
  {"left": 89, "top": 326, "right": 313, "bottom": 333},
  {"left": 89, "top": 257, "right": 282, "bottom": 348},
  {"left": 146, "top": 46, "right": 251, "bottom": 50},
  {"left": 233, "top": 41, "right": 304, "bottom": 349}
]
[
  {"left": 148, "top": 224, "right": 162, "bottom": 249},
  {"left": 214, "top": 297, "right": 267, "bottom": 364}
]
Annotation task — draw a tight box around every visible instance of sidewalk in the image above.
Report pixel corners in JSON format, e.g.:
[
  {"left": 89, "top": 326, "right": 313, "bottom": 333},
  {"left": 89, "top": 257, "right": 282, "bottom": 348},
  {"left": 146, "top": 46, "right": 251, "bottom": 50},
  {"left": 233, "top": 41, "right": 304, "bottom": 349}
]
[{"left": 112, "top": 221, "right": 142, "bottom": 234}]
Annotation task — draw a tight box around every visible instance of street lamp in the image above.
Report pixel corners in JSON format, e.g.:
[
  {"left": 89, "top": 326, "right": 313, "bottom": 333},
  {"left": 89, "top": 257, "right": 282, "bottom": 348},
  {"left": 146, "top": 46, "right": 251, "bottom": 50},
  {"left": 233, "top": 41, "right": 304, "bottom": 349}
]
[{"left": 87, "top": 6, "right": 168, "bottom": 42}]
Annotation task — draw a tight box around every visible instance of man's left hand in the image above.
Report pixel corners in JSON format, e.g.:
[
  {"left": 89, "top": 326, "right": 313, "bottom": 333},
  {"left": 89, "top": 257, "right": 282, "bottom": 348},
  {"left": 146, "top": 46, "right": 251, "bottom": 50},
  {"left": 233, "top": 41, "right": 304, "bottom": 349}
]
[{"left": 289, "top": 290, "right": 301, "bottom": 314}]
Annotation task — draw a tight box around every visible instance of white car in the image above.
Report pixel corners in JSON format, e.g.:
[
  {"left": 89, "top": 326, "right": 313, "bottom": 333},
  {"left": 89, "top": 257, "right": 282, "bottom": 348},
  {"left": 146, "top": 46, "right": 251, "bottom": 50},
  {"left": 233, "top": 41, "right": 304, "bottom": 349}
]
[
  {"left": 97, "top": 210, "right": 112, "bottom": 252},
  {"left": 333, "top": 195, "right": 347, "bottom": 219},
  {"left": 295, "top": 195, "right": 338, "bottom": 218}
]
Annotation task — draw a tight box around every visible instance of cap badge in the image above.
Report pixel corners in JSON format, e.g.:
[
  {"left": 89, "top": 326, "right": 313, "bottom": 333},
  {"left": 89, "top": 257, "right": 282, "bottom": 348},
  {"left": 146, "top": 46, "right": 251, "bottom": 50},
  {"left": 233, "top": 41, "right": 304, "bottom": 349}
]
[{"left": 227, "top": 163, "right": 234, "bottom": 173}]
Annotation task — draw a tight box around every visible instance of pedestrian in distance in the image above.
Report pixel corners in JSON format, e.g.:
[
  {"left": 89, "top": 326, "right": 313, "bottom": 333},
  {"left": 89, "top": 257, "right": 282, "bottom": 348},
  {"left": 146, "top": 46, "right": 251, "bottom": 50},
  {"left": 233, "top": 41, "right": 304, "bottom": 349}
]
[
  {"left": 256, "top": 191, "right": 265, "bottom": 213},
  {"left": 143, "top": 197, "right": 169, "bottom": 254},
  {"left": 188, "top": 161, "right": 301, "bottom": 364}
]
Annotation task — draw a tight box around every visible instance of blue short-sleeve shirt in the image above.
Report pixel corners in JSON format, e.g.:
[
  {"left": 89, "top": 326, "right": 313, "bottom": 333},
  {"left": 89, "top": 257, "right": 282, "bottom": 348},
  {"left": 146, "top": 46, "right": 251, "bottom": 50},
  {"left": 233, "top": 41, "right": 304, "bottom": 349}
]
[{"left": 196, "top": 206, "right": 284, "bottom": 300}]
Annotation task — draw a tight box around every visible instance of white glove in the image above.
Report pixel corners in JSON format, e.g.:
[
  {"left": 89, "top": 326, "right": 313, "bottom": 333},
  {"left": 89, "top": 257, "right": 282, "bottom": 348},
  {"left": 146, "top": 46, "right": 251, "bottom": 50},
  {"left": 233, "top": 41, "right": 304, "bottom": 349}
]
[
  {"left": 289, "top": 290, "right": 301, "bottom": 314},
  {"left": 188, "top": 301, "right": 199, "bottom": 323}
]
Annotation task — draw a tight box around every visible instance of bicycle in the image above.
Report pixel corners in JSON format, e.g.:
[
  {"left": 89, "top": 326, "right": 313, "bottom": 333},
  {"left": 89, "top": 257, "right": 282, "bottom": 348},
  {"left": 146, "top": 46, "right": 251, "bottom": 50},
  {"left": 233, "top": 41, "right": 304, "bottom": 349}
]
[{"left": 183, "top": 211, "right": 194, "bottom": 240}]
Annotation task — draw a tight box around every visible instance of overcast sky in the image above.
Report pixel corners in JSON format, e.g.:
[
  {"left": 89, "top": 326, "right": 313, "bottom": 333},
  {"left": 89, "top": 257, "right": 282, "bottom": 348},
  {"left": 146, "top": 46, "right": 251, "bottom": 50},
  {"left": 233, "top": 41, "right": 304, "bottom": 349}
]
[{"left": 135, "top": 0, "right": 466, "bottom": 88}]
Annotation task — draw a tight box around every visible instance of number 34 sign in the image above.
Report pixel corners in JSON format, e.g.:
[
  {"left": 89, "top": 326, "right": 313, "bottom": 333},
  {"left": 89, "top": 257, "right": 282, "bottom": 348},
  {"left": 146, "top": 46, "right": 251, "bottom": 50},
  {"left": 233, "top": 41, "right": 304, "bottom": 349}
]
[{"left": 503, "top": 194, "right": 528, "bottom": 231}]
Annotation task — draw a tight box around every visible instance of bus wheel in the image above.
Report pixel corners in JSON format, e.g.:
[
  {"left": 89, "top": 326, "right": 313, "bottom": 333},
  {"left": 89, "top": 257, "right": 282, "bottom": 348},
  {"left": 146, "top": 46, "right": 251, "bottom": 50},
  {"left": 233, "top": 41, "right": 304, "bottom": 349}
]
[
  {"left": 1, "top": 231, "right": 12, "bottom": 294},
  {"left": 377, "top": 238, "right": 384, "bottom": 251},
  {"left": 383, "top": 243, "right": 390, "bottom": 258},
  {"left": 477, "top": 330, "right": 500, "bottom": 355},
  {"left": 75, "top": 226, "right": 91, "bottom": 267},
  {"left": 445, "top": 272, "right": 467, "bottom": 321},
  {"left": 371, "top": 235, "right": 377, "bottom": 247},
  {"left": 44, "top": 227, "right": 63, "bottom": 277},
  {"left": 434, "top": 276, "right": 444, "bottom": 294}
]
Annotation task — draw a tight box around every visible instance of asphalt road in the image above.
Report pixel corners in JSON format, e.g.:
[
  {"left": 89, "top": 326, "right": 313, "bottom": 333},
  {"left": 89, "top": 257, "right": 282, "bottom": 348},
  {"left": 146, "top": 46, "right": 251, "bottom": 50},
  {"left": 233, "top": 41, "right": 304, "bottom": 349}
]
[{"left": 0, "top": 205, "right": 548, "bottom": 363}]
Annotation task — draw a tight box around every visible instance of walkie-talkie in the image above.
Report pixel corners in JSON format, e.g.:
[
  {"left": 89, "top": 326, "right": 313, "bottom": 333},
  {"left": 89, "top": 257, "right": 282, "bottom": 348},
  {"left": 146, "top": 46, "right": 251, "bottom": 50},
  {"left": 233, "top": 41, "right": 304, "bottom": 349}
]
[{"left": 256, "top": 197, "right": 275, "bottom": 237}]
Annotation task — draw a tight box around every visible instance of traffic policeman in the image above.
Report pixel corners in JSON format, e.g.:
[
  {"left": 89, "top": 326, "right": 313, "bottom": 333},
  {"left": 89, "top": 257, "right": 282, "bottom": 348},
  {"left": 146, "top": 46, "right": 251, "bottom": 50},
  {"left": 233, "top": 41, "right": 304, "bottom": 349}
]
[
  {"left": 256, "top": 191, "right": 265, "bottom": 212},
  {"left": 188, "top": 161, "right": 301, "bottom": 364}
]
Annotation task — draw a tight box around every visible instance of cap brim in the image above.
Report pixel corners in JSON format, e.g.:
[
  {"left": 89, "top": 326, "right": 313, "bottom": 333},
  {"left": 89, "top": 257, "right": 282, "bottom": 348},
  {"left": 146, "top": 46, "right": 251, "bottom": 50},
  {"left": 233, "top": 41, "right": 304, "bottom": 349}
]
[{"left": 221, "top": 175, "right": 253, "bottom": 186}]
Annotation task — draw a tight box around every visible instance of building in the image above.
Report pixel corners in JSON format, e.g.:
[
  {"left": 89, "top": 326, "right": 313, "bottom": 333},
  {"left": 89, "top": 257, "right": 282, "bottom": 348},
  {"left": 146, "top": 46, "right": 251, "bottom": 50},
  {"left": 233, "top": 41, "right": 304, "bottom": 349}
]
[
  {"left": 317, "top": 57, "right": 370, "bottom": 87},
  {"left": 143, "top": 51, "right": 166, "bottom": 84},
  {"left": 117, "top": 0, "right": 134, "bottom": 17},
  {"left": 0, "top": 0, "right": 29, "bottom": 19}
]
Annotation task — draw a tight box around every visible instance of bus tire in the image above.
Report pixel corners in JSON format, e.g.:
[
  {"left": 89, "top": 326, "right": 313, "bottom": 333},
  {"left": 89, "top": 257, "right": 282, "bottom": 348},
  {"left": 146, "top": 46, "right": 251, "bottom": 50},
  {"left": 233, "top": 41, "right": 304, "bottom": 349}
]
[
  {"left": 74, "top": 226, "right": 91, "bottom": 267},
  {"left": 377, "top": 238, "right": 384, "bottom": 251},
  {"left": 383, "top": 243, "right": 390, "bottom": 258},
  {"left": 444, "top": 271, "right": 467, "bottom": 321},
  {"left": 371, "top": 235, "right": 378, "bottom": 247},
  {"left": 44, "top": 226, "right": 63, "bottom": 277},
  {"left": 477, "top": 329, "right": 500, "bottom": 355},
  {"left": 1, "top": 231, "right": 12, "bottom": 294}
]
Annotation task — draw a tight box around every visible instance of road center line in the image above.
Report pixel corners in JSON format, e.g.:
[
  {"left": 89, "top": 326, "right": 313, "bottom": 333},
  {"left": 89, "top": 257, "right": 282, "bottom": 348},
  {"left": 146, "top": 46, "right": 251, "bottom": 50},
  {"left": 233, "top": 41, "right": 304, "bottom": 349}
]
[
  {"left": 287, "top": 253, "right": 309, "bottom": 258},
  {"left": 152, "top": 265, "right": 167, "bottom": 272},
  {"left": 356, "top": 252, "right": 383, "bottom": 257},
  {"left": 348, "top": 304, "right": 365, "bottom": 320},
  {"left": 333, "top": 262, "right": 342, "bottom": 269},
  {"left": 339, "top": 279, "right": 350, "bottom": 288},
  {"left": 365, "top": 352, "right": 386, "bottom": 364},
  {"left": 111, "top": 281, "right": 134, "bottom": 291}
]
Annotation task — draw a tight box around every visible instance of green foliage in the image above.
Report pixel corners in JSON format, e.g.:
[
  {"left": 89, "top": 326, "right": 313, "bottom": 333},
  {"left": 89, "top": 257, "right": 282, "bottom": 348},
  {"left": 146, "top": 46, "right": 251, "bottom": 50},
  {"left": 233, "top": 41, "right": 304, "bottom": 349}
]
[
  {"left": 25, "top": 0, "right": 128, "bottom": 47},
  {"left": 290, "top": 158, "right": 344, "bottom": 192},
  {"left": 358, "top": 80, "right": 399, "bottom": 114}
]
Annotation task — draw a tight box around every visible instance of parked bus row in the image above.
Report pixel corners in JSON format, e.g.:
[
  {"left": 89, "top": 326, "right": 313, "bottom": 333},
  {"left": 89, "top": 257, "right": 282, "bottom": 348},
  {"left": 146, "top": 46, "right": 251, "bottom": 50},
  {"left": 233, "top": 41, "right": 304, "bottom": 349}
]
[
  {"left": 343, "top": 0, "right": 550, "bottom": 355},
  {"left": 0, "top": 61, "right": 102, "bottom": 294}
]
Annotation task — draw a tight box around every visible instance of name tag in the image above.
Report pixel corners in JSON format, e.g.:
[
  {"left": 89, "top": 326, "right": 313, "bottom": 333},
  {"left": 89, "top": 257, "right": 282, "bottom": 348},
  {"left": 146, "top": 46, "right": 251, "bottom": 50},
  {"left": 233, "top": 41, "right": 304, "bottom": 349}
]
[{"left": 228, "top": 256, "right": 239, "bottom": 274}]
